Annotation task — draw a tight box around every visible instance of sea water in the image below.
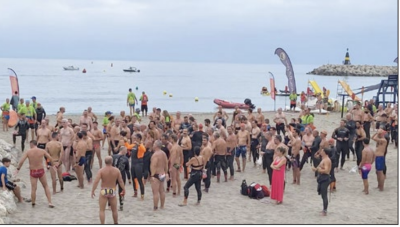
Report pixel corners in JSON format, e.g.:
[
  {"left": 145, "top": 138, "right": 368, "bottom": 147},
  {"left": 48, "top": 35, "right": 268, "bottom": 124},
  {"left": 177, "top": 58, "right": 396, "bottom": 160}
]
[{"left": 0, "top": 58, "right": 384, "bottom": 115}]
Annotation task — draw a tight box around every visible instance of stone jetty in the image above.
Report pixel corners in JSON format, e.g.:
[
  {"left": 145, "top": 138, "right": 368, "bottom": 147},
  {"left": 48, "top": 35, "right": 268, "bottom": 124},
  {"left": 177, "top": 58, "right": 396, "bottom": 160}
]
[
  {"left": 307, "top": 64, "right": 398, "bottom": 77},
  {"left": 0, "top": 140, "right": 24, "bottom": 224}
]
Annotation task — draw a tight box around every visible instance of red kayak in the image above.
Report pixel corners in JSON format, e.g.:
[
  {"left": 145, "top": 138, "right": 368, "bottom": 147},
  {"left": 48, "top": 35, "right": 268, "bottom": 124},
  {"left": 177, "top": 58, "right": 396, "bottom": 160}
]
[{"left": 213, "top": 99, "right": 250, "bottom": 109}]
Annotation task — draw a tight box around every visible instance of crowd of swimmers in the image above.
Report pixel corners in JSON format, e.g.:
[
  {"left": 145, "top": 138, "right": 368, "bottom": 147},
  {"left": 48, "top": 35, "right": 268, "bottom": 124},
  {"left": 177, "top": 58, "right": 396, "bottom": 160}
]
[{"left": 0, "top": 90, "right": 398, "bottom": 223}]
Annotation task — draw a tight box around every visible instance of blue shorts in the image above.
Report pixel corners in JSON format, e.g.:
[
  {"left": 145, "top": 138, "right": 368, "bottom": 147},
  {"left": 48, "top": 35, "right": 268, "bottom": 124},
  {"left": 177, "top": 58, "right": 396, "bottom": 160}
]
[
  {"left": 4, "top": 115, "right": 9, "bottom": 120},
  {"left": 375, "top": 156, "right": 385, "bottom": 171},
  {"left": 78, "top": 156, "right": 86, "bottom": 166},
  {"left": 129, "top": 103, "right": 135, "bottom": 107},
  {"left": 235, "top": 146, "right": 247, "bottom": 158}
]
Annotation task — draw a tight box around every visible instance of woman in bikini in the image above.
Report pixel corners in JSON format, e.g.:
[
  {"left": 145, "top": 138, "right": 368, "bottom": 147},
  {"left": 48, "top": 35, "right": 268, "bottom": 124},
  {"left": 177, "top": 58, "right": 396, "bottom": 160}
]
[{"left": 179, "top": 146, "right": 204, "bottom": 206}]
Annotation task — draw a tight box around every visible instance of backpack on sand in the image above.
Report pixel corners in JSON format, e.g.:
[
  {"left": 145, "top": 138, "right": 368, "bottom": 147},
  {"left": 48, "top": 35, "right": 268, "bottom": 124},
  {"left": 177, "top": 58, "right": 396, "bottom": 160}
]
[
  {"left": 261, "top": 185, "right": 270, "bottom": 197},
  {"left": 240, "top": 180, "right": 249, "bottom": 196},
  {"left": 248, "top": 182, "right": 265, "bottom": 199}
]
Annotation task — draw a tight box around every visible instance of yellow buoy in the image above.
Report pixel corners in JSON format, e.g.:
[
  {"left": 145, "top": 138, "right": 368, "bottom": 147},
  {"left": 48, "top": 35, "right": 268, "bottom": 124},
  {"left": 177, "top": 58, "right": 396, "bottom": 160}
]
[
  {"left": 169, "top": 94, "right": 173, "bottom": 97},
  {"left": 195, "top": 97, "right": 199, "bottom": 102},
  {"left": 163, "top": 91, "right": 167, "bottom": 95}
]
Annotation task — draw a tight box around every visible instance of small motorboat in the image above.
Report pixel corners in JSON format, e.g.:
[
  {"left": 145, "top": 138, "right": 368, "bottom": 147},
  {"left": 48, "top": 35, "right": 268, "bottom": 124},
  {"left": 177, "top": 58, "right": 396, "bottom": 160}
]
[
  {"left": 123, "top": 67, "right": 140, "bottom": 73},
  {"left": 63, "top": 66, "right": 79, "bottom": 70},
  {"left": 213, "top": 98, "right": 255, "bottom": 110}
]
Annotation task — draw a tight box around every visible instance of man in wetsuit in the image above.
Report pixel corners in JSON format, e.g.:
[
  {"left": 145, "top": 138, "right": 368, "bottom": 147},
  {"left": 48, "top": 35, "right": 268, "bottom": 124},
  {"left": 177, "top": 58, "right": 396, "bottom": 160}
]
[
  {"left": 131, "top": 134, "right": 146, "bottom": 199},
  {"left": 328, "top": 139, "right": 338, "bottom": 191},
  {"left": 250, "top": 121, "right": 261, "bottom": 167},
  {"left": 112, "top": 146, "right": 131, "bottom": 211},
  {"left": 288, "top": 128, "right": 301, "bottom": 185},
  {"left": 309, "top": 130, "right": 321, "bottom": 172},
  {"left": 312, "top": 147, "right": 332, "bottom": 216},
  {"left": 34, "top": 103, "right": 46, "bottom": 133},
  {"left": 332, "top": 120, "right": 350, "bottom": 170},
  {"left": 262, "top": 132, "right": 276, "bottom": 186},
  {"left": 16, "top": 140, "right": 54, "bottom": 208},
  {"left": 345, "top": 113, "right": 356, "bottom": 161},
  {"left": 13, "top": 114, "right": 29, "bottom": 151},
  {"left": 179, "top": 116, "right": 193, "bottom": 134}
]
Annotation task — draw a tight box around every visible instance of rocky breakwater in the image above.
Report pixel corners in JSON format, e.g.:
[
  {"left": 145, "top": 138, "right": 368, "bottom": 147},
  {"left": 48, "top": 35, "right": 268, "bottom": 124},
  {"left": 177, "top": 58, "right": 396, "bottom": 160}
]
[
  {"left": 0, "top": 139, "right": 24, "bottom": 224},
  {"left": 307, "top": 64, "right": 398, "bottom": 77}
]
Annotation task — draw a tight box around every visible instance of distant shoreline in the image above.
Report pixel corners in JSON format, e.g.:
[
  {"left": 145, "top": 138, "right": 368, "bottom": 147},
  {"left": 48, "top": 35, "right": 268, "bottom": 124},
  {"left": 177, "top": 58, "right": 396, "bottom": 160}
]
[{"left": 307, "top": 64, "right": 398, "bottom": 77}]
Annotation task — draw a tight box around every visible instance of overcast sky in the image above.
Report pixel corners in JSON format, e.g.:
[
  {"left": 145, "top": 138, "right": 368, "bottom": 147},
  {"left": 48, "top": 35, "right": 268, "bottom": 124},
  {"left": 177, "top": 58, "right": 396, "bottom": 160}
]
[{"left": 0, "top": 0, "right": 398, "bottom": 65}]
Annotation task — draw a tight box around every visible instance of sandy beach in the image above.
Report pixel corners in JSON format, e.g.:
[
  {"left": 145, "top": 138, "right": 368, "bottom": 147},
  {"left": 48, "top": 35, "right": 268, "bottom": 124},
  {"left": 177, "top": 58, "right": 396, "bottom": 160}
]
[{"left": 4, "top": 111, "right": 398, "bottom": 224}]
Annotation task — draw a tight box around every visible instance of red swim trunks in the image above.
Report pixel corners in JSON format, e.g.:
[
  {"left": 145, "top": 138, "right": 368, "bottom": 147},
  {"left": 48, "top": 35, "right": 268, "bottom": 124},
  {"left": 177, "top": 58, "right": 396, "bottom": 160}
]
[{"left": 30, "top": 169, "right": 45, "bottom": 178}]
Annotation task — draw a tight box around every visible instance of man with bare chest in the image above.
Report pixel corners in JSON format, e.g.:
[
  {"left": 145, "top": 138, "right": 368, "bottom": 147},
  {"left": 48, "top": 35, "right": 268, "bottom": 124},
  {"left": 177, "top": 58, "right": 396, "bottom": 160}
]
[
  {"left": 213, "top": 132, "right": 228, "bottom": 183},
  {"left": 225, "top": 126, "right": 237, "bottom": 180},
  {"left": 169, "top": 134, "right": 183, "bottom": 196},
  {"left": 256, "top": 108, "right": 265, "bottom": 128},
  {"left": 173, "top": 112, "right": 183, "bottom": 133},
  {"left": 80, "top": 110, "right": 93, "bottom": 131},
  {"left": 46, "top": 132, "right": 64, "bottom": 194},
  {"left": 299, "top": 127, "right": 315, "bottom": 170},
  {"left": 274, "top": 108, "right": 287, "bottom": 136},
  {"left": 37, "top": 120, "right": 52, "bottom": 168},
  {"left": 91, "top": 122, "right": 104, "bottom": 168},
  {"left": 60, "top": 119, "right": 74, "bottom": 172},
  {"left": 180, "top": 129, "right": 192, "bottom": 179},
  {"left": 235, "top": 124, "right": 250, "bottom": 172},
  {"left": 372, "top": 130, "right": 387, "bottom": 191},
  {"left": 74, "top": 133, "right": 87, "bottom": 189}
]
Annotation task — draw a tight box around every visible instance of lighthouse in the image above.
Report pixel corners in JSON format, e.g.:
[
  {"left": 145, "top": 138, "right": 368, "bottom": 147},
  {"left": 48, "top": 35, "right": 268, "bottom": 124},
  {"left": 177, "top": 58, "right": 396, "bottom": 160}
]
[{"left": 343, "top": 48, "right": 351, "bottom": 65}]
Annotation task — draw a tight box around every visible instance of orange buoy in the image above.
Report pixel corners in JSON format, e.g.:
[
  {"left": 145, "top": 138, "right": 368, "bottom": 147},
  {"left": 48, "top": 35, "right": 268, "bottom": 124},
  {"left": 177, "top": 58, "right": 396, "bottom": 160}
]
[{"left": 82, "top": 69, "right": 87, "bottom": 73}]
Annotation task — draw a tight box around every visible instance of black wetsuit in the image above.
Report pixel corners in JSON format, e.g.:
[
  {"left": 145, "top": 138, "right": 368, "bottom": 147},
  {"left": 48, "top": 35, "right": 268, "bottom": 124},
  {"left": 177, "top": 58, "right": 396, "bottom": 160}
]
[
  {"left": 143, "top": 149, "right": 153, "bottom": 180},
  {"left": 203, "top": 157, "right": 212, "bottom": 190},
  {"left": 380, "top": 122, "right": 391, "bottom": 175},
  {"left": 184, "top": 157, "right": 203, "bottom": 202},
  {"left": 178, "top": 136, "right": 192, "bottom": 179},
  {"left": 112, "top": 154, "right": 131, "bottom": 208},
  {"left": 13, "top": 119, "right": 29, "bottom": 151},
  {"left": 332, "top": 127, "right": 350, "bottom": 168},
  {"left": 35, "top": 107, "right": 46, "bottom": 130},
  {"left": 345, "top": 120, "right": 356, "bottom": 159},
  {"left": 263, "top": 145, "right": 274, "bottom": 185},
  {"left": 354, "top": 129, "right": 364, "bottom": 166},
  {"left": 131, "top": 144, "right": 145, "bottom": 196},
  {"left": 310, "top": 136, "right": 321, "bottom": 177},
  {"left": 226, "top": 147, "right": 235, "bottom": 177},
  {"left": 317, "top": 173, "right": 331, "bottom": 213},
  {"left": 329, "top": 145, "right": 337, "bottom": 184}
]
